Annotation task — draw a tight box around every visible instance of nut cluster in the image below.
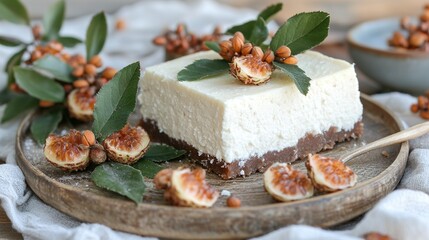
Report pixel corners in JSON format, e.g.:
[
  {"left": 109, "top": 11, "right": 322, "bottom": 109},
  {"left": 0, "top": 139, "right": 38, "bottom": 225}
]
[
  {"left": 153, "top": 24, "right": 222, "bottom": 58},
  {"left": 219, "top": 32, "right": 297, "bottom": 65},
  {"left": 410, "top": 95, "right": 429, "bottom": 119},
  {"left": 44, "top": 125, "right": 150, "bottom": 171},
  {"left": 220, "top": 31, "right": 297, "bottom": 85},
  {"left": 388, "top": 4, "right": 429, "bottom": 50},
  {"left": 264, "top": 154, "right": 357, "bottom": 202}
]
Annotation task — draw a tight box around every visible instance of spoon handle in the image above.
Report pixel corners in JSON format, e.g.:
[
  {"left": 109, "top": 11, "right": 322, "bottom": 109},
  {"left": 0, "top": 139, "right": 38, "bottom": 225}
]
[{"left": 341, "top": 121, "right": 429, "bottom": 163}]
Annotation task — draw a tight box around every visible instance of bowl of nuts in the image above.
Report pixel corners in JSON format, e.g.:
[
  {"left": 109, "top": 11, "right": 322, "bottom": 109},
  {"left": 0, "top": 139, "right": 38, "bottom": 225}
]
[{"left": 347, "top": 7, "right": 429, "bottom": 95}]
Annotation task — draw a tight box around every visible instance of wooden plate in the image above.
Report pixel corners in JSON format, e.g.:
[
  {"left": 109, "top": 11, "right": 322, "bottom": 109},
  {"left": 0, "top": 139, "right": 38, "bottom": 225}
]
[{"left": 15, "top": 94, "right": 409, "bottom": 239}]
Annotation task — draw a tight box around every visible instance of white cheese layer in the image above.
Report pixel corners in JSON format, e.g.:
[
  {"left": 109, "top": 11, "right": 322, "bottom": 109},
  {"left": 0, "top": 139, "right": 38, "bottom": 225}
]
[{"left": 139, "top": 51, "right": 362, "bottom": 163}]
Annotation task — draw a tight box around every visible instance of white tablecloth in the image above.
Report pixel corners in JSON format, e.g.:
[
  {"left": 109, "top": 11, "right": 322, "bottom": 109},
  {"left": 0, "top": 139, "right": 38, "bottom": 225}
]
[{"left": 1, "top": 1, "right": 429, "bottom": 239}]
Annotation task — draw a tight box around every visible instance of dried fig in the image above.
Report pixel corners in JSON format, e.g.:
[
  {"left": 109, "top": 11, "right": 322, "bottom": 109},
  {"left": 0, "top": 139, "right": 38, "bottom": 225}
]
[
  {"left": 306, "top": 154, "right": 357, "bottom": 192},
  {"left": 155, "top": 168, "right": 219, "bottom": 208},
  {"left": 264, "top": 163, "right": 314, "bottom": 202},
  {"left": 44, "top": 130, "right": 90, "bottom": 171},
  {"left": 103, "top": 125, "right": 150, "bottom": 164},
  {"left": 67, "top": 87, "right": 96, "bottom": 122},
  {"left": 229, "top": 55, "right": 273, "bottom": 85}
]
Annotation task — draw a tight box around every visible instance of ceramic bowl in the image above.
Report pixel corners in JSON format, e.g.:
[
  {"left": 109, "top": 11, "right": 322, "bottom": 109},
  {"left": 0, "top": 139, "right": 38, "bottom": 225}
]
[{"left": 347, "top": 18, "right": 429, "bottom": 95}]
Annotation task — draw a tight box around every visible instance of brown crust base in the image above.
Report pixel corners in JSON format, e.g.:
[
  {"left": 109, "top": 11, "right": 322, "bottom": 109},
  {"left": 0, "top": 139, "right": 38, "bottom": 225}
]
[{"left": 141, "top": 119, "right": 364, "bottom": 179}]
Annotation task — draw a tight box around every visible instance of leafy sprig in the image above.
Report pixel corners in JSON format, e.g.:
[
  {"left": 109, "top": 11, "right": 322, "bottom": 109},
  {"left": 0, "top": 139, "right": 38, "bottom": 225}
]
[
  {"left": 92, "top": 144, "right": 187, "bottom": 203},
  {"left": 0, "top": 0, "right": 108, "bottom": 143},
  {"left": 178, "top": 4, "right": 330, "bottom": 95}
]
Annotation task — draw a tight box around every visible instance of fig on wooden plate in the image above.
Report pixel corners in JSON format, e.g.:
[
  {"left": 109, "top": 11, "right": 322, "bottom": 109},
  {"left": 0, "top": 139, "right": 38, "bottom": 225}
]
[
  {"left": 44, "top": 130, "right": 90, "bottom": 171},
  {"left": 306, "top": 154, "right": 357, "bottom": 192},
  {"left": 264, "top": 163, "right": 314, "bottom": 202},
  {"left": 230, "top": 55, "right": 273, "bottom": 85},
  {"left": 103, "top": 125, "right": 150, "bottom": 165},
  {"left": 67, "top": 87, "right": 96, "bottom": 122},
  {"left": 154, "top": 168, "right": 219, "bottom": 208}
]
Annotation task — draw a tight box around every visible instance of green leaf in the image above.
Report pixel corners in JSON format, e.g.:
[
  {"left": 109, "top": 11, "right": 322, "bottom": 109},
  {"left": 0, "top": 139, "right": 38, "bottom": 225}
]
[
  {"left": 225, "top": 20, "right": 255, "bottom": 39},
  {"left": 30, "top": 108, "right": 63, "bottom": 145},
  {"left": 92, "top": 62, "right": 140, "bottom": 142},
  {"left": 0, "top": 0, "right": 29, "bottom": 25},
  {"left": 274, "top": 62, "right": 311, "bottom": 95},
  {"left": 132, "top": 160, "right": 164, "bottom": 179},
  {"left": 248, "top": 17, "right": 268, "bottom": 46},
  {"left": 225, "top": 3, "right": 281, "bottom": 42},
  {"left": 204, "top": 41, "right": 220, "bottom": 53},
  {"left": 1, "top": 94, "right": 38, "bottom": 123},
  {"left": 42, "top": 0, "right": 65, "bottom": 39},
  {"left": 0, "top": 88, "right": 18, "bottom": 105},
  {"left": 91, "top": 162, "right": 146, "bottom": 204},
  {"left": 270, "top": 12, "right": 330, "bottom": 55},
  {"left": 86, "top": 12, "right": 107, "bottom": 61},
  {"left": 57, "top": 36, "right": 82, "bottom": 48},
  {"left": 33, "top": 55, "right": 73, "bottom": 82},
  {"left": 4, "top": 47, "right": 26, "bottom": 73},
  {"left": 0, "top": 36, "right": 23, "bottom": 46},
  {"left": 143, "top": 144, "right": 186, "bottom": 163},
  {"left": 14, "top": 67, "right": 65, "bottom": 102},
  {"left": 258, "top": 3, "right": 283, "bottom": 21},
  {"left": 177, "top": 59, "right": 229, "bottom": 81}
]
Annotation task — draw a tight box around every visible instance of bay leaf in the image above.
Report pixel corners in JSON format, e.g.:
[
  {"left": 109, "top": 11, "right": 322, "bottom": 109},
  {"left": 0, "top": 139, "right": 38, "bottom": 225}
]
[
  {"left": 33, "top": 55, "right": 73, "bottom": 82},
  {"left": 0, "top": 0, "right": 29, "bottom": 25},
  {"left": 270, "top": 12, "right": 330, "bottom": 55},
  {"left": 274, "top": 62, "right": 311, "bottom": 95},
  {"left": 42, "top": 0, "right": 65, "bottom": 39},
  {"left": 91, "top": 162, "right": 146, "bottom": 204},
  {"left": 14, "top": 67, "right": 65, "bottom": 102},
  {"left": 1, "top": 94, "right": 38, "bottom": 123},
  {"left": 86, "top": 12, "right": 107, "bottom": 61},
  {"left": 30, "top": 108, "right": 63, "bottom": 145},
  {"left": 132, "top": 160, "right": 164, "bottom": 179},
  {"left": 177, "top": 59, "right": 229, "bottom": 81},
  {"left": 92, "top": 62, "right": 140, "bottom": 141},
  {"left": 144, "top": 144, "right": 186, "bottom": 163}
]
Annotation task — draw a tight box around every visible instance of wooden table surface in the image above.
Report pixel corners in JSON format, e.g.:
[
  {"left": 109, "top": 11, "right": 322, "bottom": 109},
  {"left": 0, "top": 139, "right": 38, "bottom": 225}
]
[{"left": 0, "top": 43, "right": 382, "bottom": 239}]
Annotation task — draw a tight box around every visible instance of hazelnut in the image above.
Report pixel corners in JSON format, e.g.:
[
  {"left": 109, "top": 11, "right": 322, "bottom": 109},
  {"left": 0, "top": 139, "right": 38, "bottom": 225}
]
[
  {"left": 73, "top": 79, "right": 89, "bottom": 88},
  {"left": 251, "top": 46, "right": 263, "bottom": 59},
  {"left": 115, "top": 19, "right": 126, "bottom": 31},
  {"left": 241, "top": 43, "right": 253, "bottom": 55},
  {"left": 418, "top": 96, "right": 428, "bottom": 109},
  {"left": 72, "top": 66, "right": 84, "bottom": 77},
  {"left": 232, "top": 35, "right": 244, "bottom": 53},
  {"left": 226, "top": 196, "right": 241, "bottom": 208},
  {"left": 82, "top": 130, "right": 96, "bottom": 146},
  {"left": 89, "top": 55, "right": 103, "bottom": 68},
  {"left": 84, "top": 64, "right": 97, "bottom": 76},
  {"left": 32, "top": 24, "right": 41, "bottom": 40},
  {"left": 153, "top": 36, "right": 167, "bottom": 46},
  {"left": 262, "top": 50, "right": 274, "bottom": 64},
  {"left": 364, "top": 232, "right": 392, "bottom": 240},
  {"left": 89, "top": 144, "right": 107, "bottom": 165},
  {"left": 39, "top": 100, "right": 55, "bottom": 108},
  {"left": 420, "top": 110, "right": 429, "bottom": 119},
  {"left": 409, "top": 32, "right": 427, "bottom": 48},
  {"left": 234, "top": 32, "right": 245, "bottom": 43},
  {"left": 275, "top": 45, "right": 291, "bottom": 58},
  {"left": 102, "top": 67, "right": 117, "bottom": 80},
  {"left": 410, "top": 103, "right": 419, "bottom": 113},
  {"left": 283, "top": 56, "right": 298, "bottom": 65}
]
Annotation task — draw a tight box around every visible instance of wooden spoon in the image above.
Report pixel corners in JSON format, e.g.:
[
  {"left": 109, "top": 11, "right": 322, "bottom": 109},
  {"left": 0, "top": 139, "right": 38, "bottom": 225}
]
[{"left": 341, "top": 121, "right": 429, "bottom": 163}]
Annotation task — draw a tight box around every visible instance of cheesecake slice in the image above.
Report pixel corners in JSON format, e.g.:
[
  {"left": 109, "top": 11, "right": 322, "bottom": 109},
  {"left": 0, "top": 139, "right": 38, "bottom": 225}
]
[{"left": 139, "top": 50, "right": 363, "bottom": 179}]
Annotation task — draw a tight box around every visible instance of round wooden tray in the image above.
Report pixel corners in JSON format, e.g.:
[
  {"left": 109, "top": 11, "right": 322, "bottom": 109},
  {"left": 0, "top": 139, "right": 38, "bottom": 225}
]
[{"left": 15, "top": 94, "right": 409, "bottom": 239}]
